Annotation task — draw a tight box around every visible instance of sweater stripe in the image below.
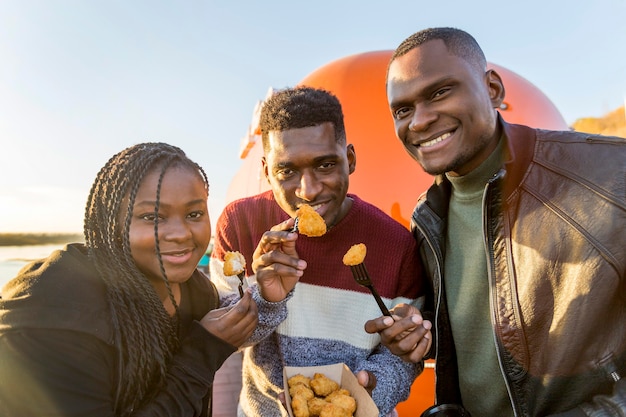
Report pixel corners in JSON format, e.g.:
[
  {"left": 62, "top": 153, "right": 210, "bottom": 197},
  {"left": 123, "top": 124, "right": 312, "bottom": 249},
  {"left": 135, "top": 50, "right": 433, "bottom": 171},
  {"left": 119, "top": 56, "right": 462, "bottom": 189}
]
[{"left": 278, "top": 282, "right": 413, "bottom": 350}]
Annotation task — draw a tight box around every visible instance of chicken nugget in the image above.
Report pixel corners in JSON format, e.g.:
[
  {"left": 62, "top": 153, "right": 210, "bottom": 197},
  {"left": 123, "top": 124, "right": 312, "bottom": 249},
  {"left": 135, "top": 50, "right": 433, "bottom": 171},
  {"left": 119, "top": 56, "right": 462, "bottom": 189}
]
[
  {"left": 291, "top": 395, "right": 310, "bottom": 417},
  {"left": 342, "top": 243, "right": 366, "bottom": 266},
  {"left": 295, "top": 204, "right": 326, "bottom": 237},
  {"left": 310, "top": 373, "right": 339, "bottom": 397},
  {"left": 319, "top": 403, "right": 352, "bottom": 417},
  {"left": 290, "top": 383, "right": 314, "bottom": 401},
  {"left": 324, "top": 388, "right": 351, "bottom": 400},
  {"left": 288, "top": 373, "right": 311, "bottom": 388},
  {"left": 223, "top": 251, "right": 245, "bottom": 276},
  {"left": 326, "top": 392, "right": 356, "bottom": 415},
  {"left": 307, "top": 397, "right": 328, "bottom": 416}
]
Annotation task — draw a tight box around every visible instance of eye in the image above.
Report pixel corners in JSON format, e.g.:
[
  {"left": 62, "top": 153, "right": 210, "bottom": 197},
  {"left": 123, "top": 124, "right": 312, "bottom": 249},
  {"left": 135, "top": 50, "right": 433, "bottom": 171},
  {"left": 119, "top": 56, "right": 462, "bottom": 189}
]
[
  {"left": 139, "top": 212, "right": 161, "bottom": 222},
  {"left": 432, "top": 87, "right": 451, "bottom": 99},
  {"left": 275, "top": 167, "right": 295, "bottom": 180},
  {"left": 188, "top": 210, "right": 204, "bottom": 219},
  {"left": 318, "top": 161, "right": 335, "bottom": 170},
  {"left": 393, "top": 107, "right": 412, "bottom": 120}
]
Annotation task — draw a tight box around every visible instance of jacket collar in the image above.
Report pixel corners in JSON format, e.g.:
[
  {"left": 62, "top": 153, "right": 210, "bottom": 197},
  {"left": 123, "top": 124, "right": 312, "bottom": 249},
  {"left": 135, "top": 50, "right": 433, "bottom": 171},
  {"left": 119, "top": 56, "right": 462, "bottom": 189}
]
[{"left": 500, "top": 115, "right": 537, "bottom": 200}]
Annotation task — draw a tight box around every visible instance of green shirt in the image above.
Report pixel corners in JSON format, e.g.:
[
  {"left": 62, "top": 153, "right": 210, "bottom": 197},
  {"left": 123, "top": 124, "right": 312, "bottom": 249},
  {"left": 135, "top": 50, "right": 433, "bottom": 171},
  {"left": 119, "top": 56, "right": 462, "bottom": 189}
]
[{"left": 444, "top": 137, "right": 513, "bottom": 417}]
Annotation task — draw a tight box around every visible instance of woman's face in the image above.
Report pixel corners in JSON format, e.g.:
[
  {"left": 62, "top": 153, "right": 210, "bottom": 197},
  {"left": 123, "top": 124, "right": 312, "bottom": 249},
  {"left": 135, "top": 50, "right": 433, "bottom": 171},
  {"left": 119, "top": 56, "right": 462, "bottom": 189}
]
[{"left": 128, "top": 165, "right": 211, "bottom": 290}]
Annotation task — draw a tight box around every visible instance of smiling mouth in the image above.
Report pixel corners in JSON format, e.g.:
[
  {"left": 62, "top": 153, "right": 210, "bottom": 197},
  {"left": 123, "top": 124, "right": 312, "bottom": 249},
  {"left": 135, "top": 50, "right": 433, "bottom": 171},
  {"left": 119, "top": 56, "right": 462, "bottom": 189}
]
[
  {"left": 161, "top": 249, "right": 194, "bottom": 265},
  {"left": 296, "top": 202, "right": 324, "bottom": 212},
  {"left": 162, "top": 249, "right": 191, "bottom": 257},
  {"left": 419, "top": 132, "right": 452, "bottom": 148}
]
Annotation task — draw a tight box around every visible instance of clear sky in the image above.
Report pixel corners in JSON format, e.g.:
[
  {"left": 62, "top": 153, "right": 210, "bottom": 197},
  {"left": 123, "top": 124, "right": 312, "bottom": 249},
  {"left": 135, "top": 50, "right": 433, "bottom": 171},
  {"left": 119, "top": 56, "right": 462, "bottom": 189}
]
[{"left": 1, "top": 0, "right": 625, "bottom": 233}]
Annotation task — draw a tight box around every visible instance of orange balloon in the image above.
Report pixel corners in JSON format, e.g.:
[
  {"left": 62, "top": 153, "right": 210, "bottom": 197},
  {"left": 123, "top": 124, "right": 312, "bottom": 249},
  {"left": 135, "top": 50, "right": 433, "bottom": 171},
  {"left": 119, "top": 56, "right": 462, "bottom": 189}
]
[{"left": 226, "top": 50, "right": 568, "bottom": 227}]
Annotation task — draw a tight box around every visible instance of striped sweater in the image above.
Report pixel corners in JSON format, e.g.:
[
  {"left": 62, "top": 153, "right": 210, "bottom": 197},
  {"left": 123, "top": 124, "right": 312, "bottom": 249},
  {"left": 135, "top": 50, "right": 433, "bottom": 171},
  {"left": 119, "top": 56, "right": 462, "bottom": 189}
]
[{"left": 210, "top": 191, "right": 424, "bottom": 417}]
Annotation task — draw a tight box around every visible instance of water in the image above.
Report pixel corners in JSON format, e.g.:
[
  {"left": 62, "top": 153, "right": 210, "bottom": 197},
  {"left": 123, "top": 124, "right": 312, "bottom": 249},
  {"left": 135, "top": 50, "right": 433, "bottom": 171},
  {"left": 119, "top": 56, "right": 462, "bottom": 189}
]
[
  {"left": 0, "top": 244, "right": 212, "bottom": 290},
  {"left": 0, "top": 244, "right": 68, "bottom": 289}
]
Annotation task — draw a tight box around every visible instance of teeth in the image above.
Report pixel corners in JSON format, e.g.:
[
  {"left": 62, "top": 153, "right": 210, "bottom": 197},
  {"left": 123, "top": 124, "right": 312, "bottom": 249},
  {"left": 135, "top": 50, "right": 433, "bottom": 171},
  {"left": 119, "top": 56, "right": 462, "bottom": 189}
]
[{"left": 420, "top": 132, "right": 451, "bottom": 148}]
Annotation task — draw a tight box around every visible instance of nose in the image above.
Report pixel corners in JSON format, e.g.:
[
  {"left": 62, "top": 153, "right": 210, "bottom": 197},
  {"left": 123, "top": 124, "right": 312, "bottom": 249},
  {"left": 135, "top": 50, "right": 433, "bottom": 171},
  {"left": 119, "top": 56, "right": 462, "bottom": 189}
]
[
  {"left": 160, "top": 217, "right": 192, "bottom": 242},
  {"left": 295, "top": 170, "right": 322, "bottom": 201},
  {"left": 409, "top": 105, "right": 437, "bottom": 132}
]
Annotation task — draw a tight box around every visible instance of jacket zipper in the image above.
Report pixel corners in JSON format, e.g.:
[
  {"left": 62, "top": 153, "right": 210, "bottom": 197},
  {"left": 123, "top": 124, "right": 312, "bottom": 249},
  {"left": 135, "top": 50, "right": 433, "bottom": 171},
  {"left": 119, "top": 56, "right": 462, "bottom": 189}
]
[
  {"left": 483, "top": 171, "right": 518, "bottom": 417},
  {"left": 412, "top": 217, "right": 444, "bottom": 396}
]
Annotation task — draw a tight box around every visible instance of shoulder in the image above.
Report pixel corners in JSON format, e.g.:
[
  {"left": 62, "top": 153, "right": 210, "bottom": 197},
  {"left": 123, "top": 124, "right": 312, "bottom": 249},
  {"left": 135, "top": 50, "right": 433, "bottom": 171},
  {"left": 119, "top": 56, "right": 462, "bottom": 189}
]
[
  {"left": 532, "top": 129, "right": 625, "bottom": 192},
  {"left": 350, "top": 195, "right": 411, "bottom": 231},
  {"left": 0, "top": 244, "right": 113, "bottom": 343},
  {"left": 219, "top": 191, "right": 283, "bottom": 220},
  {"left": 344, "top": 195, "right": 415, "bottom": 248},
  {"left": 3, "top": 243, "right": 104, "bottom": 301}
]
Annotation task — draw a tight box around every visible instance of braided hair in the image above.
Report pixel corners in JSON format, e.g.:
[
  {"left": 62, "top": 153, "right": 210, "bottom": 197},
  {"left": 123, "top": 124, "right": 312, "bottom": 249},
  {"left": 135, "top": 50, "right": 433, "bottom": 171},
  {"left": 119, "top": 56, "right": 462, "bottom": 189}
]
[{"left": 83, "top": 142, "right": 209, "bottom": 415}]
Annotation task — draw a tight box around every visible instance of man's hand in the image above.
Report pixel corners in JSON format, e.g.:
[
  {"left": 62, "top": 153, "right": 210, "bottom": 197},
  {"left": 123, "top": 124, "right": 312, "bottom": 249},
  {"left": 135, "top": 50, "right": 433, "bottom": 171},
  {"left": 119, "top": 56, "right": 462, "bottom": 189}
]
[
  {"left": 251, "top": 218, "right": 307, "bottom": 302},
  {"left": 355, "top": 370, "right": 377, "bottom": 396},
  {"left": 200, "top": 289, "right": 258, "bottom": 347},
  {"left": 364, "top": 303, "right": 432, "bottom": 363}
]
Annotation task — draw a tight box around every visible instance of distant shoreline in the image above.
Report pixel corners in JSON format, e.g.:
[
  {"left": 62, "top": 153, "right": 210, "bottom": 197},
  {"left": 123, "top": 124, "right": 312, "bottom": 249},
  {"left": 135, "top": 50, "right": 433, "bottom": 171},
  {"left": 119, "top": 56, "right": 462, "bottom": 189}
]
[{"left": 0, "top": 233, "right": 83, "bottom": 247}]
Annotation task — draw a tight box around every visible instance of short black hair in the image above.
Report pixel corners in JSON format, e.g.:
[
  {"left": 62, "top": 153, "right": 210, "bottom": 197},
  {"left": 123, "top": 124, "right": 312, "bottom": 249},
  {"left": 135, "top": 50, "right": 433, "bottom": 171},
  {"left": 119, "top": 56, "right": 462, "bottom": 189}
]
[
  {"left": 259, "top": 86, "right": 346, "bottom": 151},
  {"left": 391, "top": 27, "right": 487, "bottom": 71}
]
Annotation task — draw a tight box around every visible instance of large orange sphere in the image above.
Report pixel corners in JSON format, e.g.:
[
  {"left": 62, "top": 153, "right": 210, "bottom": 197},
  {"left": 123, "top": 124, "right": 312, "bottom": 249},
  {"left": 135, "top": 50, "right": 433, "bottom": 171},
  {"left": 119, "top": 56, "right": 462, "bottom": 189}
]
[{"left": 226, "top": 50, "right": 568, "bottom": 227}]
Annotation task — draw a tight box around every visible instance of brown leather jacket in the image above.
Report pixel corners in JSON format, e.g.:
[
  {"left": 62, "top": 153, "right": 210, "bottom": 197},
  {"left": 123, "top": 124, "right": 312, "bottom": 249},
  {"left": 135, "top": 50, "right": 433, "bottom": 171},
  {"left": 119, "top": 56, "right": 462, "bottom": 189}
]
[{"left": 411, "top": 119, "right": 626, "bottom": 416}]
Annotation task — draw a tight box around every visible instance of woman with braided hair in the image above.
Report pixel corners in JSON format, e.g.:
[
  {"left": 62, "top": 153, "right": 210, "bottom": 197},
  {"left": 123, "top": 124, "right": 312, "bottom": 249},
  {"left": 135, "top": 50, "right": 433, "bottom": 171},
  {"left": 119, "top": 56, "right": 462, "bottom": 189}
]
[{"left": 0, "top": 142, "right": 258, "bottom": 417}]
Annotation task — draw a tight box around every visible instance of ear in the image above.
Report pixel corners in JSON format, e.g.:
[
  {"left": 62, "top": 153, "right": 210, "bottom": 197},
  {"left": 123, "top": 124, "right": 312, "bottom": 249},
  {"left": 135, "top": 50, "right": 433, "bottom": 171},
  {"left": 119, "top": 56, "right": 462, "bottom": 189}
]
[
  {"left": 346, "top": 144, "right": 356, "bottom": 175},
  {"left": 261, "top": 156, "right": 270, "bottom": 183},
  {"left": 486, "top": 69, "right": 505, "bottom": 109}
]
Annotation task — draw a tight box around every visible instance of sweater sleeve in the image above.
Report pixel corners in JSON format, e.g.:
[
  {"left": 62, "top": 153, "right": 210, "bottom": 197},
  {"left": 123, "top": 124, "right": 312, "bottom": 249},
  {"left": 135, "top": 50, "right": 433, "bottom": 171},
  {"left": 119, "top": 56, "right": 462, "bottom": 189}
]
[
  {"left": 353, "top": 344, "right": 423, "bottom": 416},
  {"left": 209, "top": 197, "right": 291, "bottom": 346}
]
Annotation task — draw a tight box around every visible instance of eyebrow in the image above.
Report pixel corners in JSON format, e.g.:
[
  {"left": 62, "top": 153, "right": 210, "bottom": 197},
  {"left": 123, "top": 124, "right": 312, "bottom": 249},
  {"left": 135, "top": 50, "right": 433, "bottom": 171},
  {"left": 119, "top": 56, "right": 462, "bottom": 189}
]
[
  {"left": 275, "top": 153, "right": 339, "bottom": 168},
  {"left": 133, "top": 198, "right": 207, "bottom": 209},
  {"left": 390, "top": 75, "right": 458, "bottom": 108}
]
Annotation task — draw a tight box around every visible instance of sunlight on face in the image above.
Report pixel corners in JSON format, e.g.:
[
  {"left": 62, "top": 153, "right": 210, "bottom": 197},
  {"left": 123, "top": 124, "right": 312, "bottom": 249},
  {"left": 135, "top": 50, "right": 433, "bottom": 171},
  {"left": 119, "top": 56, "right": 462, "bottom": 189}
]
[{"left": 129, "top": 165, "right": 211, "bottom": 295}]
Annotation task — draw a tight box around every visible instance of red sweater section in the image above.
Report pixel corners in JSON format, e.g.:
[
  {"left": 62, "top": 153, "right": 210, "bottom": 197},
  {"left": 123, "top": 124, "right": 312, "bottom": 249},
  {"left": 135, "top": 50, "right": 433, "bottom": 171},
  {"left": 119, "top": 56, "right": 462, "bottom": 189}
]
[{"left": 212, "top": 191, "right": 423, "bottom": 300}]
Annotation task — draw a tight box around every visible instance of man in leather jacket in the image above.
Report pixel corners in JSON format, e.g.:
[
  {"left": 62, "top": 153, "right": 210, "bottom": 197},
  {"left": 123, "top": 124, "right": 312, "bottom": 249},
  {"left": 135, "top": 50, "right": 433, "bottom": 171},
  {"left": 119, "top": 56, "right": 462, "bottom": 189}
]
[{"left": 365, "top": 27, "right": 625, "bottom": 416}]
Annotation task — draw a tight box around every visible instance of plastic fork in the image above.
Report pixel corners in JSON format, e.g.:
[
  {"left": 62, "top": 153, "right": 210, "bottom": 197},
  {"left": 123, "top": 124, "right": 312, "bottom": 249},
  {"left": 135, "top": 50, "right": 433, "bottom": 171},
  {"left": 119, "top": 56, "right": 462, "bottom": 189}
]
[
  {"left": 237, "top": 272, "right": 245, "bottom": 298},
  {"left": 349, "top": 263, "right": 392, "bottom": 316}
]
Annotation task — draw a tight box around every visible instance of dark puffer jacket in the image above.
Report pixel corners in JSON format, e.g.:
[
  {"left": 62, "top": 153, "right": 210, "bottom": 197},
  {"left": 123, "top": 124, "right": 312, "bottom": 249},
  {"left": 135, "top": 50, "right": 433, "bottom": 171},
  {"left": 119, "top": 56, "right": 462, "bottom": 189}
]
[
  {"left": 0, "top": 243, "right": 235, "bottom": 417},
  {"left": 412, "top": 119, "right": 626, "bottom": 416}
]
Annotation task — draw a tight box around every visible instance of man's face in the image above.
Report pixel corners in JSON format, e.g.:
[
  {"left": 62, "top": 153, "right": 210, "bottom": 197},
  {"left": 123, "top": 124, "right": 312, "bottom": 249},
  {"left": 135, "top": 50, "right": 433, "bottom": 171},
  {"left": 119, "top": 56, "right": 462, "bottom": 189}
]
[
  {"left": 262, "top": 122, "right": 355, "bottom": 228},
  {"left": 387, "top": 39, "right": 504, "bottom": 176}
]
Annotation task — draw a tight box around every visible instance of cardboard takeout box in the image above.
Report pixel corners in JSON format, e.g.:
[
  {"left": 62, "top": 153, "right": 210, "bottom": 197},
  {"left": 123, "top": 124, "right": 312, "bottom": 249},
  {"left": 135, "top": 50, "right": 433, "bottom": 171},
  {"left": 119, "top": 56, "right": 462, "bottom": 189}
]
[{"left": 283, "top": 363, "right": 379, "bottom": 417}]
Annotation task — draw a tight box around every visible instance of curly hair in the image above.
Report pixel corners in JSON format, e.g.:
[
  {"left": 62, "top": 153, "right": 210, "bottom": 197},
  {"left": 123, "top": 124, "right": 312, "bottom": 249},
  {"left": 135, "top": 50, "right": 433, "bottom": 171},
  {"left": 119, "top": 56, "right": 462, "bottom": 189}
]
[
  {"left": 83, "top": 142, "right": 209, "bottom": 415},
  {"left": 390, "top": 27, "right": 487, "bottom": 72},
  {"left": 258, "top": 86, "right": 346, "bottom": 152}
]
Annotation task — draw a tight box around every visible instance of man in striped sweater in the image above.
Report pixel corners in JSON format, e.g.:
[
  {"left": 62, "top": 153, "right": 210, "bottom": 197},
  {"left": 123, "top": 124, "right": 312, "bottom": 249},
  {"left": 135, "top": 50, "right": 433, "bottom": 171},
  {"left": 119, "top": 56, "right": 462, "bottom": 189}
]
[{"left": 210, "top": 86, "right": 430, "bottom": 417}]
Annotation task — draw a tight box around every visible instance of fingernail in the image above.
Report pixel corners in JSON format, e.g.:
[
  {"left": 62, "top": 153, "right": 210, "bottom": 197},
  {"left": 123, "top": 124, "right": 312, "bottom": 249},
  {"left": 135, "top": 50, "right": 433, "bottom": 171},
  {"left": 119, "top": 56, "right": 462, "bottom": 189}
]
[{"left": 383, "top": 317, "right": 394, "bottom": 326}]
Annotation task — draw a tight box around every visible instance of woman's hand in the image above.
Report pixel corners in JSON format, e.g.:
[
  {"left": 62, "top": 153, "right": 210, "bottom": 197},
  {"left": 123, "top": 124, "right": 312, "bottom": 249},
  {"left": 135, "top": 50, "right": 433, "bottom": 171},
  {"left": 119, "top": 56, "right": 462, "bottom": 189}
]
[{"left": 199, "top": 289, "right": 258, "bottom": 347}]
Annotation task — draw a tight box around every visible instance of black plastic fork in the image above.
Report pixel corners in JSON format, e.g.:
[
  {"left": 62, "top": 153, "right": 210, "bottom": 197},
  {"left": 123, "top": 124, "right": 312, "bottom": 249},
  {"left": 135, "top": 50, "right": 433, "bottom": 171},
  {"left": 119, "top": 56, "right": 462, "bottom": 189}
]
[
  {"left": 349, "top": 263, "right": 392, "bottom": 316},
  {"left": 237, "top": 272, "right": 245, "bottom": 298}
]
